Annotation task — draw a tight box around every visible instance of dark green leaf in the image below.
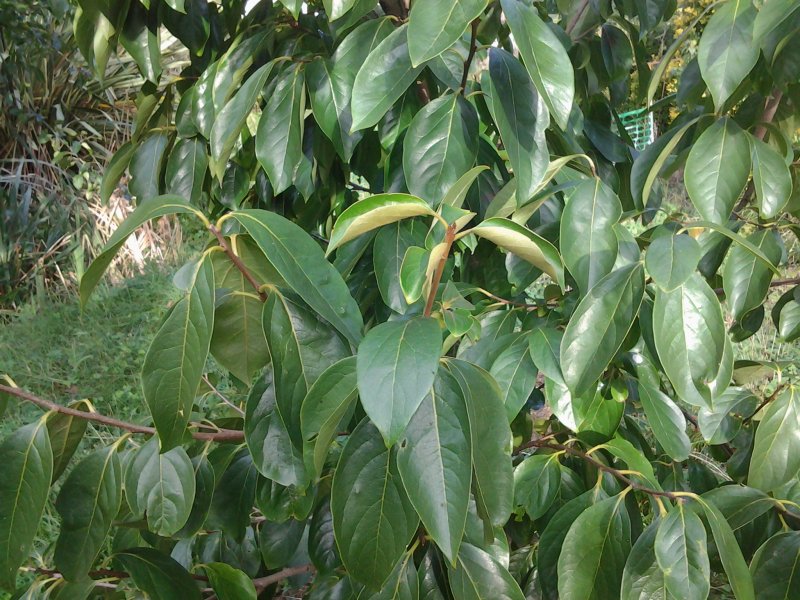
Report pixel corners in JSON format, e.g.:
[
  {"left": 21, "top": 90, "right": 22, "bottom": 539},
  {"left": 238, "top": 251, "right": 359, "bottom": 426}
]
[
  {"left": 697, "top": 499, "right": 755, "bottom": 600},
  {"left": 373, "top": 553, "right": 419, "bottom": 600},
  {"left": 560, "top": 179, "right": 622, "bottom": 295},
  {"left": 748, "top": 387, "right": 800, "bottom": 493},
  {"left": 750, "top": 135, "right": 793, "bottom": 219},
  {"left": 482, "top": 48, "right": 549, "bottom": 205},
  {"left": 142, "top": 256, "right": 215, "bottom": 449},
  {"left": 356, "top": 317, "right": 441, "bottom": 446},
  {"left": 351, "top": 25, "right": 425, "bottom": 131},
  {"left": 204, "top": 562, "right": 257, "bottom": 600},
  {"left": 645, "top": 233, "right": 702, "bottom": 292},
  {"left": 698, "top": 0, "right": 759, "bottom": 110},
  {"left": 513, "top": 453, "right": 561, "bottom": 520},
  {"left": 448, "top": 543, "right": 525, "bottom": 600},
  {"left": 620, "top": 521, "right": 667, "bottom": 600},
  {"left": 129, "top": 132, "right": 169, "bottom": 203},
  {"left": 119, "top": 1, "right": 161, "bottom": 83},
  {"left": 258, "top": 519, "right": 305, "bottom": 569},
  {"left": 637, "top": 381, "right": 690, "bottom": 461},
  {"left": 561, "top": 264, "right": 645, "bottom": 396},
  {"left": 54, "top": 444, "right": 122, "bottom": 580},
  {"left": 46, "top": 401, "right": 89, "bottom": 482},
  {"left": 750, "top": 531, "right": 800, "bottom": 599},
  {"left": 165, "top": 137, "right": 208, "bottom": 205},
  {"left": 722, "top": 229, "right": 782, "bottom": 321},
  {"left": 233, "top": 210, "right": 364, "bottom": 346},
  {"left": 101, "top": 141, "right": 135, "bottom": 203},
  {"left": 557, "top": 493, "right": 632, "bottom": 600},
  {"left": 684, "top": 117, "right": 750, "bottom": 224},
  {"left": 255, "top": 65, "right": 305, "bottom": 194},
  {"left": 374, "top": 220, "right": 428, "bottom": 313},
  {"left": 489, "top": 337, "right": 538, "bottom": 421},
  {"left": 408, "top": 0, "right": 487, "bottom": 66},
  {"left": 396, "top": 368, "right": 471, "bottom": 562},
  {"left": 301, "top": 357, "right": 358, "bottom": 478},
  {"left": 500, "top": 0, "right": 574, "bottom": 129},
  {"left": 209, "top": 448, "right": 258, "bottom": 542},
  {"left": 654, "top": 505, "right": 709, "bottom": 600},
  {"left": 0, "top": 420, "right": 52, "bottom": 591},
  {"left": 653, "top": 273, "right": 730, "bottom": 407},
  {"left": 211, "top": 62, "right": 273, "bottom": 180},
  {"left": 116, "top": 547, "right": 201, "bottom": 600},
  {"left": 137, "top": 439, "right": 196, "bottom": 537},
  {"left": 446, "top": 359, "right": 514, "bottom": 528},
  {"left": 702, "top": 485, "right": 774, "bottom": 530},
  {"left": 331, "top": 420, "right": 419, "bottom": 588},
  {"left": 403, "top": 94, "right": 478, "bottom": 206}
]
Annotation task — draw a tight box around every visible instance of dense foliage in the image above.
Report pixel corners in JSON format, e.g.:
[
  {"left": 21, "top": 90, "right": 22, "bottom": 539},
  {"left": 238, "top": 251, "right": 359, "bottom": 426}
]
[{"left": 2, "top": 0, "right": 800, "bottom": 597}]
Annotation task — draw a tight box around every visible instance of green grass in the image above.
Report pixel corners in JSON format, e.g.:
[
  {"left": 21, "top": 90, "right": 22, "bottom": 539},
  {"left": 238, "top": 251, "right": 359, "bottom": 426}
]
[{"left": 0, "top": 264, "right": 183, "bottom": 438}]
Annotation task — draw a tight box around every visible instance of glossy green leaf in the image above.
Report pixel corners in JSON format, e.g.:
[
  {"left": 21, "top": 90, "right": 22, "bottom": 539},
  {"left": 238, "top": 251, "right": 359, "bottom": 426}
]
[
  {"left": 750, "top": 134, "right": 793, "bottom": 219},
  {"left": 373, "top": 553, "right": 419, "bottom": 600},
  {"left": 448, "top": 543, "right": 525, "bottom": 600},
  {"left": 165, "top": 137, "right": 208, "bottom": 205},
  {"left": 301, "top": 356, "right": 358, "bottom": 478},
  {"left": 204, "top": 562, "right": 257, "bottom": 600},
  {"left": 351, "top": 25, "right": 425, "bottom": 131},
  {"left": 750, "top": 531, "right": 800, "bottom": 599},
  {"left": 748, "top": 387, "right": 800, "bottom": 493},
  {"left": 46, "top": 401, "right": 89, "bottom": 482},
  {"left": 446, "top": 359, "right": 513, "bottom": 528},
  {"left": 246, "top": 361, "right": 308, "bottom": 488},
  {"left": 233, "top": 209, "right": 364, "bottom": 346},
  {"left": 210, "top": 62, "right": 273, "bottom": 180},
  {"left": 561, "top": 263, "right": 644, "bottom": 396},
  {"left": 255, "top": 65, "right": 305, "bottom": 194},
  {"left": 129, "top": 132, "right": 169, "bottom": 203},
  {"left": 702, "top": 485, "right": 774, "bottom": 530},
  {"left": 698, "top": 388, "right": 757, "bottom": 444},
  {"left": 331, "top": 420, "right": 419, "bottom": 588},
  {"left": 396, "top": 368, "right": 471, "bottom": 562},
  {"left": 119, "top": 1, "right": 161, "bottom": 83},
  {"left": 653, "top": 273, "right": 729, "bottom": 407},
  {"left": 483, "top": 48, "right": 549, "bottom": 205},
  {"left": 408, "top": 0, "right": 486, "bottom": 66},
  {"left": 754, "top": 0, "right": 800, "bottom": 42},
  {"left": 558, "top": 493, "right": 632, "bottom": 600},
  {"left": 637, "top": 381, "right": 690, "bottom": 461},
  {"left": 471, "top": 218, "right": 564, "bottom": 288},
  {"left": 443, "top": 166, "right": 489, "bottom": 208},
  {"left": 685, "top": 118, "right": 751, "bottom": 224},
  {"left": 324, "top": 0, "right": 358, "bottom": 20},
  {"left": 208, "top": 448, "right": 258, "bottom": 542},
  {"left": 500, "top": 0, "right": 574, "bottom": 129},
  {"left": 403, "top": 94, "right": 478, "bottom": 205},
  {"left": 307, "top": 58, "right": 363, "bottom": 163},
  {"left": 54, "top": 444, "right": 122, "bottom": 580},
  {"left": 646, "top": 233, "right": 701, "bottom": 292},
  {"left": 356, "top": 317, "right": 441, "bottom": 446},
  {"left": 560, "top": 178, "right": 622, "bottom": 294},
  {"left": 328, "top": 194, "right": 435, "bottom": 254},
  {"left": 258, "top": 519, "right": 305, "bottom": 569},
  {"left": 722, "top": 229, "right": 782, "bottom": 321},
  {"left": 209, "top": 237, "right": 275, "bottom": 382},
  {"left": 513, "top": 453, "right": 561, "bottom": 520},
  {"left": 655, "top": 505, "right": 709, "bottom": 600},
  {"left": 696, "top": 499, "right": 755, "bottom": 600},
  {"left": 620, "top": 521, "right": 667, "bottom": 600},
  {"left": 308, "top": 498, "right": 340, "bottom": 573},
  {"left": 774, "top": 288, "right": 800, "bottom": 342},
  {"left": 80, "top": 195, "right": 206, "bottom": 304},
  {"left": 538, "top": 488, "right": 608, "bottom": 599},
  {"left": 142, "top": 256, "right": 215, "bottom": 449},
  {"left": 116, "top": 547, "right": 201, "bottom": 600},
  {"left": 489, "top": 337, "right": 538, "bottom": 421},
  {"left": 375, "top": 220, "right": 428, "bottom": 313},
  {"left": 137, "top": 439, "right": 196, "bottom": 537},
  {"left": 698, "top": 0, "right": 759, "bottom": 110},
  {"left": 100, "top": 141, "right": 135, "bottom": 203},
  {"left": 0, "top": 420, "right": 52, "bottom": 591},
  {"left": 176, "top": 453, "right": 215, "bottom": 538}
]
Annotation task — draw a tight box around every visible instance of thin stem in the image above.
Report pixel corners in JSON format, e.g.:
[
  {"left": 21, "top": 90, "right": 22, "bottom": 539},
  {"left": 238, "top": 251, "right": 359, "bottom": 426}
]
[
  {"left": 0, "top": 384, "right": 245, "bottom": 442},
  {"left": 208, "top": 224, "right": 268, "bottom": 302},
  {"left": 252, "top": 564, "right": 316, "bottom": 591},
  {"left": 520, "top": 438, "right": 682, "bottom": 501},
  {"left": 753, "top": 90, "right": 784, "bottom": 142},
  {"left": 202, "top": 375, "right": 244, "bottom": 417},
  {"left": 474, "top": 288, "right": 546, "bottom": 310},
  {"left": 460, "top": 20, "right": 479, "bottom": 93},
  {"left": 423, "top": 223, "right": 457, "bottom": 317}
]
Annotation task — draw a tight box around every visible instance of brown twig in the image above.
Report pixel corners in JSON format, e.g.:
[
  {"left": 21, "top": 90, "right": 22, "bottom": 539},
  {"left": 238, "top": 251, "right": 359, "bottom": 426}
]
[
  {"left": 0, "top": 384, "right": 245, "bottom": 442},
  {"left": 714, "top": 276, "right": 800, "bottom": 296},
  {"left": 423, "top": 223, "right": 457, "bottom": 317},
  {"left": 519, "top": 438, "right": 682, "bottom": 500},
  {"left": 209, "top": 225, "right": 267, "bottom": 301},
  {"left": 753, "top": 90, "right": 784, "bottom": 142},
  {"left": 460, "top": 20, "right": 480, "bottom": 93},
  {"left": 253, "top": 564, "right": 316, "bottom": 591}
]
